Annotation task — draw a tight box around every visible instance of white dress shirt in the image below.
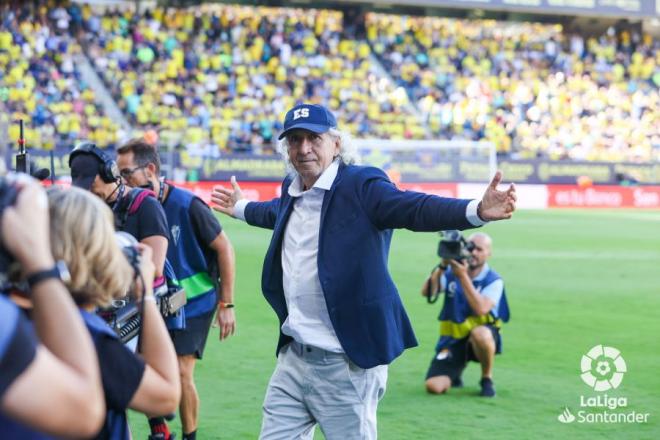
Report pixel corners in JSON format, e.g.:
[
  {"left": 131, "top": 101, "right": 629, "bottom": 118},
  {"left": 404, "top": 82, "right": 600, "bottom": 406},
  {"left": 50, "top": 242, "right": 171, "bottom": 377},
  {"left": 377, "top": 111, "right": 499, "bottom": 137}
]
[
  {"left": 233, "top": 161, "right": 486, "bottom": 352},
  {"left": 277, "top": 161, "right": 343, "bottom": 351}
]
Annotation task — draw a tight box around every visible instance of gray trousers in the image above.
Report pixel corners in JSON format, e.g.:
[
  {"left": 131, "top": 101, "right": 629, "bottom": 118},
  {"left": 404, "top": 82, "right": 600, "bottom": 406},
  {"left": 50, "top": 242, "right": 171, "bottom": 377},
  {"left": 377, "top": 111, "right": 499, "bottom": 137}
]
[{"left": 259, "top": 341, "right": 388, "bottom": 440}]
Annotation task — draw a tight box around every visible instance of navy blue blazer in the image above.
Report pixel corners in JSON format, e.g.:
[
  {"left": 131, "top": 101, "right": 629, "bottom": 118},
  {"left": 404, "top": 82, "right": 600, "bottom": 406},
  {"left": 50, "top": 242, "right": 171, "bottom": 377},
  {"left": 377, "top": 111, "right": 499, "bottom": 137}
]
[{"left": 245, "top": 163, "right": 476, "bottom": 368}]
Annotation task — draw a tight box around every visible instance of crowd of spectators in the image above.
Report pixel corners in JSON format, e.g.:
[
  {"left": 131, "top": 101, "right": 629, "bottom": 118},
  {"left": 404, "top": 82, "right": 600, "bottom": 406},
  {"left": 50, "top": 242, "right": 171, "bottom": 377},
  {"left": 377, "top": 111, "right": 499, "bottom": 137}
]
[
  {"left": 0, "top": 2, "right": 120, "bottom": 150},
  {"left": 1, "top": 2, "right": 658, "bottom": 163},
  {"left": 366, "top": 13, "right": 660, "bottom": 162},
  {"left": 81, "top": 4, "right": 423, "bottom": 155}
]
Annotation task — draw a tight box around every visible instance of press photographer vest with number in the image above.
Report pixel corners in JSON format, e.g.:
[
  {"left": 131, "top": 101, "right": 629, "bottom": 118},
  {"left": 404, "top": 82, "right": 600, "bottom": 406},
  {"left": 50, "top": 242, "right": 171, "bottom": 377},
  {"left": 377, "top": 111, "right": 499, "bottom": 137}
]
[
  {"left": 161, "top": 185, "right": 218, "bottom": 318},
  {"left": 436, "top": 267, "right": 510, "bottom": 352}
]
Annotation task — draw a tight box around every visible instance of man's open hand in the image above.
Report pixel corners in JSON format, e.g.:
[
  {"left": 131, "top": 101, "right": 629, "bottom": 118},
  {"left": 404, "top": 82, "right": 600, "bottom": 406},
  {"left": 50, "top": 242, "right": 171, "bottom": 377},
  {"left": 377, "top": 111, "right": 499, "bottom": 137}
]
[
  {"left": 211, "top": 176, "right": 244, "bottom": 218},
  {"left": 478, "top": 171, "right": 516, "bottom": 221}
]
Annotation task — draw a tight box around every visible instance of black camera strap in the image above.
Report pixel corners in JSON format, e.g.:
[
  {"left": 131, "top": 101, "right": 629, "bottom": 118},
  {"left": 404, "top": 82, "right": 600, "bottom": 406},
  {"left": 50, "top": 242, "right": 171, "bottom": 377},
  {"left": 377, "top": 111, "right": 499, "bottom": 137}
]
[
  {"left": 135, "top": 269, "right": 147, "bottom": 354},
  {"left": 157, "top": 177, "right": 166, "bottom": 203},
  {"left": 425, "top": 264, "right": 444, "bottom": 304}
]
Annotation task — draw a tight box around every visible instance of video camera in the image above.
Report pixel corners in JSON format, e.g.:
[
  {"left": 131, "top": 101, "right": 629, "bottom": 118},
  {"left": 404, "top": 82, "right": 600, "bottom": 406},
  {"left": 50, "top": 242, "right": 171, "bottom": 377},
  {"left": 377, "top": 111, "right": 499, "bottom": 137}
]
[
  {"left": 99, "top": 232, "right": 186, "bottom": 344},
  {"left": 437, "top": 230, "right": 475, "bottom": 262},
  {"left": 423, "top": 230, "right": 475, "bottom": 304}
]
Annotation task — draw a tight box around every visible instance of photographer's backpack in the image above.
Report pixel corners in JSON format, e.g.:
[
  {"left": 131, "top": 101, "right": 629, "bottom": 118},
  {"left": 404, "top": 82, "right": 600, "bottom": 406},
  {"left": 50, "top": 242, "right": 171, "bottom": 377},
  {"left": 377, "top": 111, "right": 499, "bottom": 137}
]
[
  {"left": 114, "top": 187, "right": 154, "bottom": 232},
  {"left": 111, "top": 188, "right": 186, "bottom": 333}
]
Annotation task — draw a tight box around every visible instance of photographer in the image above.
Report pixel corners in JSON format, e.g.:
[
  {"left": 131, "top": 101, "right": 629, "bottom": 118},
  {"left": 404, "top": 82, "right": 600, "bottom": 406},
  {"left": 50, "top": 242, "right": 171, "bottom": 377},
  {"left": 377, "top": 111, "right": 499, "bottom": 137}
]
[
  {"left": 3, "top": 187, "right": 181, "bottom": 439},
  {"left": 69, "top": 142, "right": 169, "bottom": 279},
  {"left": 0, "top": 176, "right": 104, "bottom": 437},
  {"left": 117, "top": 138, "right": 236, "bottom": 440},
  {"left": 421, "top": 232, "right": 510, "bottom": 397},
  {"left": 48, "top": 187, "right": 180, "bottom": 437},
  {"left": 69, "top": 143, "right": 177, "bottom": 439}
]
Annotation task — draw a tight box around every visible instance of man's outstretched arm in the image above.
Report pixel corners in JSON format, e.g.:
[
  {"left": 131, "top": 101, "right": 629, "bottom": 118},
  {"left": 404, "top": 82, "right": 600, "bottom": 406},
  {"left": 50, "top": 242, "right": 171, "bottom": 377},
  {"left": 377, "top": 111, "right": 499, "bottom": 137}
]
[{"left": 211, "top": 176, "right": 281, "bottom": 229}]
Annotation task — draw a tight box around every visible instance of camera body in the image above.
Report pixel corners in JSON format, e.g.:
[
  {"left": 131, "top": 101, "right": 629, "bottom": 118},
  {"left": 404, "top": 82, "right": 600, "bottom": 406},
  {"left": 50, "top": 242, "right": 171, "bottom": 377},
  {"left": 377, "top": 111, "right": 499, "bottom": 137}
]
[
  {"left": 437, "top": 230, "right": 475, "bottom": 262},
  {"left": 0, "top": 179, "right": 19, "bottom": 275},
  {"left": 0, "top": 177, "right": 24, "bottom": 292},
  {"left": 101, "top": 232, "right": 186, "bottom": 343}
]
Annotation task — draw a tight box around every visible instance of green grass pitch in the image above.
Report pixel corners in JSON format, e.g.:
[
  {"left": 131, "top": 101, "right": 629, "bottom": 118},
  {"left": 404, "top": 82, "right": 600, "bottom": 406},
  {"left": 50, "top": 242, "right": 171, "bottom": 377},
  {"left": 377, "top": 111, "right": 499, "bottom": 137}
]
[{"left": 130, "top": 209, "right": 660, "bottom": 439}]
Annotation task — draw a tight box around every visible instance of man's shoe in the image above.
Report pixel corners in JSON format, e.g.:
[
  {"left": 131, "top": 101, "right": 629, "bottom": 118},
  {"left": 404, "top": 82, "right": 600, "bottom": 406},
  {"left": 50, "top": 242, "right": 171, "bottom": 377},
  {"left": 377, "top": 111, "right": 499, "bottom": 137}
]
[
  {"left": 451, "top": 376, "right": 464, "bottom": 388},
  {"left": 479, "top": 377, "right": 496, "bottom": 397}
]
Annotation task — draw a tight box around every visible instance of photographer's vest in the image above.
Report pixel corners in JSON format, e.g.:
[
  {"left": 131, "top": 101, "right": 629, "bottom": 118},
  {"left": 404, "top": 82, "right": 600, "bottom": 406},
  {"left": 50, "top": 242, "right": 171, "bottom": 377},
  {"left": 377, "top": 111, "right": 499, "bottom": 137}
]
[
  {"left": 81, "top": 310, "right": 131, "bottom": 440},
  {"left": 162, "top": 186, "right": 217, "bottom": 318},
  {"left": 0, "top": 296, "right": 18, "bottom": 360},
  {"left": 436, "top": 267, "right": 510, "bottom": 352}
]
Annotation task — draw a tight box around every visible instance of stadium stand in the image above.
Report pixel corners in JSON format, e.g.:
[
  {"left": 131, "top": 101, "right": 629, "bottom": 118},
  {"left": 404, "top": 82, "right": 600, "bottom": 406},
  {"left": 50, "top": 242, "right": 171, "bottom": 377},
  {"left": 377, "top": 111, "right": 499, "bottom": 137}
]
[
  {"left": 1, "top": 1, "right": 657, "bottom": 163},
  {"left": 0, "top": 2, "right": 120, "bottom": 150},
  {"left": 366, "top": 13, "right": 660, "bottom": 162},
  {"left": 80, "top": 5, "right": 425, "bottom": 155}
]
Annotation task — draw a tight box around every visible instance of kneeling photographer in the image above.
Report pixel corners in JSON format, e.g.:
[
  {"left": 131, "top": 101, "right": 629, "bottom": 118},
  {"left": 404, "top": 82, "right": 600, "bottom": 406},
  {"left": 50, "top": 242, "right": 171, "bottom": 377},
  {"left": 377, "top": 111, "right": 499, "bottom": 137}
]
[{"left": 421, "top": 232, "right": 510, "bottom": 397}]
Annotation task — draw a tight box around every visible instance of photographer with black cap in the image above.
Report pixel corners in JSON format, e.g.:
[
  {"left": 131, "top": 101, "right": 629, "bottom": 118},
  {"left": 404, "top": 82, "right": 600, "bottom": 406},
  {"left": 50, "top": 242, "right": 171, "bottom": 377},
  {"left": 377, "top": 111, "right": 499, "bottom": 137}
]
[
  {"left": 0, "top": 175, "right": 105, "bottom": 438},
  {"left": 69, "top": 143, "right": 177, "bottom": 439},
  {"left": 69, "top": 143, "right": 169, "bottom": 279},
  {"left": 421, "top": 232, "right": 510, "bottom": 397}
]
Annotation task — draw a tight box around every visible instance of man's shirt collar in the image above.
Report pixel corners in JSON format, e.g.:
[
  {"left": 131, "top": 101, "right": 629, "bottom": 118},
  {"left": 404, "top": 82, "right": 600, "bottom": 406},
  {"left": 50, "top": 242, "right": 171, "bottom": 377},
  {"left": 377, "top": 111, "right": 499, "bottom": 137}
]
[
  {"left": 288, "top": 159, "right": 340, "bottom": 197},
  {"left": 473, "top": 263, "right": 490, "bottom": 281}
]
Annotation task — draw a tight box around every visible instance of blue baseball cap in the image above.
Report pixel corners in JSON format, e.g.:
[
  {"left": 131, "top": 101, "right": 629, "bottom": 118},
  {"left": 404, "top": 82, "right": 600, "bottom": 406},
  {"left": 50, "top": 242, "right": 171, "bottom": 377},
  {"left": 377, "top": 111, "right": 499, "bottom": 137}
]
[{"left": 278, "top": 104, "right": 337, "bottom": 140}]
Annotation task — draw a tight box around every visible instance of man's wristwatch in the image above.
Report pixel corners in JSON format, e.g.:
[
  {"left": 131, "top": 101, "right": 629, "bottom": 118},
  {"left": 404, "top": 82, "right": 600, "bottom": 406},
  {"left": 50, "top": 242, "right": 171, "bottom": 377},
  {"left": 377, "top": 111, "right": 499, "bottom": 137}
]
[
  {"left": 218, "top": 301, "right": 234, "bottom": 309},
  {"left": 26, "top": 260, "right": 71, "bottom": 289}
]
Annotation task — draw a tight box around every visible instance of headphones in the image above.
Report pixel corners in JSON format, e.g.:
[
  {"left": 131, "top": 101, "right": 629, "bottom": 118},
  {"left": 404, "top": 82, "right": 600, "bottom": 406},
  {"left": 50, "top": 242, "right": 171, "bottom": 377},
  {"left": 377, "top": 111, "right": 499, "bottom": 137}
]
[{"left": 69, "top": 141, "right": 121, "bottom": 183}]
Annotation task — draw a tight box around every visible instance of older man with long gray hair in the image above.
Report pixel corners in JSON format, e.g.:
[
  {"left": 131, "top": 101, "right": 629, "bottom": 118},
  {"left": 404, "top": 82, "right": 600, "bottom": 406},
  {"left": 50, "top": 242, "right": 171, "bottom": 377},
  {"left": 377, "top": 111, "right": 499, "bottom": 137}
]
[{"left": 212, "top": 103, "right": 517, "bottom": 439}]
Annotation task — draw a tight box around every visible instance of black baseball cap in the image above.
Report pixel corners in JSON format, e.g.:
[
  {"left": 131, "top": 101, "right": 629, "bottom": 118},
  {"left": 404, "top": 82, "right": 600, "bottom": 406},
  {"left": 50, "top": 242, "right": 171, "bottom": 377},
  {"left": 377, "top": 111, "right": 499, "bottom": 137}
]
[
  {"left": 278, "top": 104, "right": 337, "bottom": 140},
  {"left": 70, "top": 153, "right": 101, "bottom": 190}
]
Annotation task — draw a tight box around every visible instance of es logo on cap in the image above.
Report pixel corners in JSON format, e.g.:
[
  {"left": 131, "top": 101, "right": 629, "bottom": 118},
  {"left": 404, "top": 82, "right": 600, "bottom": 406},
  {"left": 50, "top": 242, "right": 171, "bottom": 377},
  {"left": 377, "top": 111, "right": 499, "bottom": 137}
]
[{"left": 293, "top": 108, "right": 310, "bottom": 120}]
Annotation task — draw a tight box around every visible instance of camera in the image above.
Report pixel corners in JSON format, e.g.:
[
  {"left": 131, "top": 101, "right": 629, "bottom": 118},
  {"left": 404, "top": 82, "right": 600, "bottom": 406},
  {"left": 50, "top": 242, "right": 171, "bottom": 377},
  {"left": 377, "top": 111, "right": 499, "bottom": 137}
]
[
  {"left": 0, "top": 176, "right": 27, "bottom": 293},
  {"left": 437, "top": 230, "right": 475, "bottom": 262},
  {"left": 0, "top": 178, "right": 19, "bottom": 277},
  {"left": 100, "top": 232, "right": 186, "bottom": 343}
]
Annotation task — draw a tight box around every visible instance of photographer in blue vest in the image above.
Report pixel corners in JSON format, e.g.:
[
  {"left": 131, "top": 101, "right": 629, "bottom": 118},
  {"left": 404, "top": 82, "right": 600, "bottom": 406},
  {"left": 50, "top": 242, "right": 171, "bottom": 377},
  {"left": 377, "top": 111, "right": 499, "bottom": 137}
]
[
  {"left": 116, "top": 139, "right": 236, "bottom": 440},
  {"left": 421, "top": 232, "right": 510, "bottom": 397}
]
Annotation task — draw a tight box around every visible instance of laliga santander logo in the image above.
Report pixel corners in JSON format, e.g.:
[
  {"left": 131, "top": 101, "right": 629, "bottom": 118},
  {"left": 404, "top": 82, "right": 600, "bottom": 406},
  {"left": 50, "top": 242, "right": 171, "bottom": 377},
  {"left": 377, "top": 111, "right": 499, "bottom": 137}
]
[
  {"left": 556, "top": 345, "right": 649, "bottom": 425},
  {"left": 580, "top": 345, "right": 627, "bottom": 391}
]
